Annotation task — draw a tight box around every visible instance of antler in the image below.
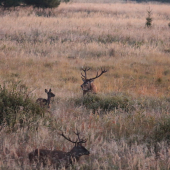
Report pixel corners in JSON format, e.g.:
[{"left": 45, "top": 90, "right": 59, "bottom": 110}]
[
  {"left": 60, "top": 132, "right": 77, "bottom": 144},
  {"left": 81, "top": 67, "right": 107, "bottom": 82},
  {"left": 81, "top": 67, "right": 90, "bottom": 81},
  {"left": 74, "top": 130, "right": 87, "bottom": 144},
  {"left": 60, "top": 131, "right": 87, "bottom": 145},
  {"left": 88, "top": 68, "right": 107, "bottom": 81}
]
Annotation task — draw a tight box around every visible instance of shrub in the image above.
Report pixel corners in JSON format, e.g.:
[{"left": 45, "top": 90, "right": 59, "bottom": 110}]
[
  {"left": 146, "top": 9, "right": 153, "bottom": 28},
  {"left": 74, "top": 93, "right": 133, "bottom": 113},
  {"left": 153, "top": 117, "right": 170, "bottom": 143},
  {"left": 0, "top": 82, "right": 44, "bottom": 128}
]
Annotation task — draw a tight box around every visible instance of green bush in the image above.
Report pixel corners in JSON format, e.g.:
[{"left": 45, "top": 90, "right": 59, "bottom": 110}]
[
  {"left": 0, "top": 82, "right": 44, "bottom": 128},
  {"left": 74, "top": 93, "right": 133, "bottom": 113}
]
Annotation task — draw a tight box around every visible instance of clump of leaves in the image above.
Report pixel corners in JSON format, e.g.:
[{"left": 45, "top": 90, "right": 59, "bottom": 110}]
[
  {"left": 0, "top": 81, "right": 44, "bottom": 129},
  {"left": 146, "top": 8, "right": 152, "bottom": 28}
]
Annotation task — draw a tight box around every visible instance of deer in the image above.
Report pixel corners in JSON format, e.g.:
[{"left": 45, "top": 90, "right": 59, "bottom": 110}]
[
  {"left": 28, "top": 131, "right": 90, "bottom": 169},
  {"left": 81, "top": 67, "right": 107, "bottom": 95},
  {"left": 36, "top": 89, "right": 55, "bottom": 108}
]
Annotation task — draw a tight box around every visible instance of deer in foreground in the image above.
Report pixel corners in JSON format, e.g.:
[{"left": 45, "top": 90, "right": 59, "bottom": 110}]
[
  {"left": 81, "top": 67, "right": 107, "bottom": 95},
  {"left": 36, "top": 89, "right": 55, "bottom": 108},
  {"left": 28, "top": 131, "right": 90, "bottom": 169}
]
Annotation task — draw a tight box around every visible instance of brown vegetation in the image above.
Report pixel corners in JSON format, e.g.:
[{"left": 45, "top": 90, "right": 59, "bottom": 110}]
[{"left": 0, "top": 2, "right": 170, "bottom": 170}]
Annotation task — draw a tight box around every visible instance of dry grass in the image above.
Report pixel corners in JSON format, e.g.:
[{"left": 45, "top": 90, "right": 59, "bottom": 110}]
[{"left": 0, "top": 2, "right": 170, "bottom": 169}]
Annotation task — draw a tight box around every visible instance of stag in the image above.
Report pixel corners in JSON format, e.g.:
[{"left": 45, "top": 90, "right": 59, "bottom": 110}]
[
  {"left": 81, "top": 67, "right": 107, "bottom": 95},
  {"left": 36, "top": 89, "right": 55, "bottom": 108},
  {"left": 28, "top": 131, "right": 90, "bottom": 169}
]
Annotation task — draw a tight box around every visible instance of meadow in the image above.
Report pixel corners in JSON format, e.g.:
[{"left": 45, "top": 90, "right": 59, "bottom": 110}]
[{"left": 0, "top": 1, "right": 170, "bottom": 169}]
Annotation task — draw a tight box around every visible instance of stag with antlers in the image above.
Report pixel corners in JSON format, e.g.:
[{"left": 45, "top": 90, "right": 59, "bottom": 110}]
[
  {"left": 81, "top": 67, "right": 107, "bottom": 95},
  {"left": 36, "top": 89, "right": 55, "bottom": 108},
  {"left": 28, "top": 131, "right": 90, "bottom": 169}
]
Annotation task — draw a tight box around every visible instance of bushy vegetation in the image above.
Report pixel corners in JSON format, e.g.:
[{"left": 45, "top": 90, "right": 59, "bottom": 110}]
[
  {"left": 74, "top": 93, "right": 133, "bottom": 113},
  {"left": 0, "top": 81, "right": 44, "bottom": 129}
]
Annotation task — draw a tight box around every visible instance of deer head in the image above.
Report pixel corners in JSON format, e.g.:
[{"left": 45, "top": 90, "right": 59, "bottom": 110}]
[
  {"left": 81, "top": 67, "right": 107, "bottom": 95},
  {"left": 60, "top": 131, "right": 90, "bottom": 160},
  {"left": 36, "top": 88, "right": 55, "bottom": 108}
]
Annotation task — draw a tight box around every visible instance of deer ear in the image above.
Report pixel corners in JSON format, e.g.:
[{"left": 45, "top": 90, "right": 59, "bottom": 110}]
[
  {"left": 49, "top": 89, "right": 52, "bottom": 92},
  {"left": 45, "top": 89, "right": 48, "bottom": 93},
  {"left": 90, "top": 80, "right": 94, "bottom": 83}
]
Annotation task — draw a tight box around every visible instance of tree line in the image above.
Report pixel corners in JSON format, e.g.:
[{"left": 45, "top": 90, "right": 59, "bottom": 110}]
[{"left": 0, "top": 0, "right": 69, "bottom": 9}]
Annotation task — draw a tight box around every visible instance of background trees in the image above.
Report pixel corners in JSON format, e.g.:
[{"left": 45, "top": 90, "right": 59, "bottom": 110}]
[
  {"left": 0, "top": 0, "right": 21, "bottom": 8},
  {"left": 24, "top": 0, "right": 61, "bottom": 8},
  {"left": 0, "top": 0, "right": 70, "bottom": 9}
]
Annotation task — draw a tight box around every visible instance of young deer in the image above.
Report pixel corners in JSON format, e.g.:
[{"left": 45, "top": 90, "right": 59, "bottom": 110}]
[
  {"left": 36, "top": 89, "right": 55, "bottom": 108},
  {"left": 28, "top": 131, "right": 90, "bottom": 169},
  {"left": 81, "top": 67, "right": 107, "bottom": 95}
]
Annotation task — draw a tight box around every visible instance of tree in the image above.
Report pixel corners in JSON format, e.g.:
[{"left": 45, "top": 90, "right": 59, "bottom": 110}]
[
  {"left": 146, "top": 9, "right": 152, "bottom": 28},
  {"left": 0, "top": 0, "right": 21, "bottom": 8},
  {"left": 24, "top": 0, "right": 61, "bottom": 8}
]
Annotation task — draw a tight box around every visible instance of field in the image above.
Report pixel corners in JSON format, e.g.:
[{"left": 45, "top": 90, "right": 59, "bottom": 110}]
[{"left": 0, "top": 2, "right": 170, "bottom": 169}]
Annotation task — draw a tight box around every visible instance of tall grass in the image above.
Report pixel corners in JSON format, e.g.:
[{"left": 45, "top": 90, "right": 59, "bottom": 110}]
[{"left": 0, "top": 2, "right": 170, "bottom": 169}]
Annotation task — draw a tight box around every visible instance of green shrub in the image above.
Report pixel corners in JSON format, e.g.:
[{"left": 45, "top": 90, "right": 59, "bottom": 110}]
[
  {"left": 0, "top": 82, "right": 44, "bottom": 128},
  {"left": 74, "top": 93, "right": 133, "bottom": 113}
]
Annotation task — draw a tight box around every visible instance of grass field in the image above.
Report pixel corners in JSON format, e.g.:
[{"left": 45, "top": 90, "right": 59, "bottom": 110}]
[{"left": 0, "top": 2, "right": 170, "bottom": 169}]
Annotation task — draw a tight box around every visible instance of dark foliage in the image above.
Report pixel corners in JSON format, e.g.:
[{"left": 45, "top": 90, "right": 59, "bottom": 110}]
[
  {"left": 0, "top": 0, "right": 21, "bottom": 8},
  {"left": 146, "top": 9, "right": 152, "bottom": 28},
  {"left": 74, "top": 94, "right": 133, "bottom": 113},
  {"left": 0, "top": 82, "right": 44, "bottom": 128},
  {"left": 24, "top": 0, "right": 60, "bottom": 8}
]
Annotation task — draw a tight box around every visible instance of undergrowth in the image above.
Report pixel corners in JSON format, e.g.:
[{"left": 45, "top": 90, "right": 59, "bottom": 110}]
[
  {"left": 73, "top": 93, "right": 170, "bottom": 114},
  {"left": 0, "top": 81, "right": 45, "bottom": 130},
  {"left": 74, "top": 93, "right": 134, "bottom": 113}
]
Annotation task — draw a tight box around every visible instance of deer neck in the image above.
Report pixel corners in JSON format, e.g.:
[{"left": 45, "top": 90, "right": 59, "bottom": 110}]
[
  {"left": 67, "top": 150, "right": 80, "bottom": 162},
  {"left": 46, "top": 96, "right": 51, "bottom": 107},
  {"left": 90, "top": 82, "right": 97, "bottom": 93}
]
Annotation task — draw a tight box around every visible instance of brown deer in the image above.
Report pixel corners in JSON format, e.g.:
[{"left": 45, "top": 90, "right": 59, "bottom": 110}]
[
  {"left": 28, "top": 131, "right": 90, "bottom": 169},
  {"left": 81, "top": 67, "right": 107, "bottom": 95},
  {"left": 36, "top": 89, "right": 55, "bottom": 108}
]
